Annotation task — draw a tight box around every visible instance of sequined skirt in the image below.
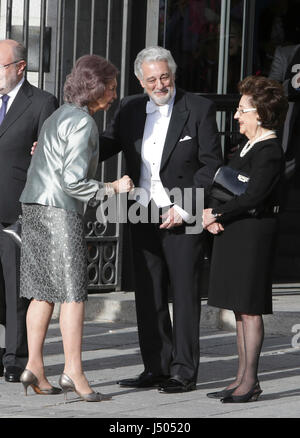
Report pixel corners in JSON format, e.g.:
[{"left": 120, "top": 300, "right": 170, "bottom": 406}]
[{"left": 20, "top": 204, "right": 88, "bottom": 303}]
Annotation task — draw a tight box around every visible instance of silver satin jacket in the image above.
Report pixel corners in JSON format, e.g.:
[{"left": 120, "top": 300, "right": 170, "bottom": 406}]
[{"left": 20, "top": 103, "right": 103, "bottom": 215}]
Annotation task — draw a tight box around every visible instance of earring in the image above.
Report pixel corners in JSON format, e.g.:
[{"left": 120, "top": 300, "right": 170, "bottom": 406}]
[{"left": 257, "top": 120, "right": 262, "bottom": 126}]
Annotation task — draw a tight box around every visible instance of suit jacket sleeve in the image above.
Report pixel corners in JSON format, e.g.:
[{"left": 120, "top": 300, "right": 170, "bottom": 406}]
[
  {"left": 98, "top": 101, "right": 123, "bottom": 161},
  {"left": 268, "top": 47, "right": 286, "bottom": 82},
  {"left": 212, "top": 143, "right": 282, "bottom": 221},
  {"left": 37, "top": 94, "right": 59, "bottom": 135},
  {"left": 193, "top": 100, "right": 223, "bottom": 195}
]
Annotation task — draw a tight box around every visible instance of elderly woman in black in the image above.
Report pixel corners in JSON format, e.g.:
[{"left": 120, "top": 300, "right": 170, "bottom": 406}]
[
  {"left": 203, "top": 76, "right": 288, "bottom": 403},
  {"left": 19, "top": 55, "right": 133, "bottom": 402}
]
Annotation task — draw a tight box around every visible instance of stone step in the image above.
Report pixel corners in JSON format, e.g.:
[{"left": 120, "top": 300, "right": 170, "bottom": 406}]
[{"left": 52, "top": 291, "right": 300, "bottom": 336}]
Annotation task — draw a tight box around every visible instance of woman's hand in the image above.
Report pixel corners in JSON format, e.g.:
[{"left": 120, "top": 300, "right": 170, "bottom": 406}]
[
  {"left": 202, "top": 208, "right": 219, "bottom": 229},
  {"left": 112, "top": 175, "right": 134, "bottom": 193},
  {"left": 207, "top": 222, "right": 224, "bottom": 235}
]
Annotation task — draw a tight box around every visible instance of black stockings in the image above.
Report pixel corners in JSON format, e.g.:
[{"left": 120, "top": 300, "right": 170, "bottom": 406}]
[{"left": 226, "top": 312, "right": 264, "bottom": 395}]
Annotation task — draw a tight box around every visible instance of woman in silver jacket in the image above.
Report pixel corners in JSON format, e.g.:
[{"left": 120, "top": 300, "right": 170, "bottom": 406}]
[{"left": 19, "top": 55, "right": 133, "bottom": 402}]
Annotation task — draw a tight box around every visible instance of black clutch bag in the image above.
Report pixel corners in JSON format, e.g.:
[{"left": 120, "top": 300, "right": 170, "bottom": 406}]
[
  {"left": 3, "top": 216, "right": 22, "bottom": 247},
  {"left": 211, "top": 166, "right": 250, "bottom": 202}
]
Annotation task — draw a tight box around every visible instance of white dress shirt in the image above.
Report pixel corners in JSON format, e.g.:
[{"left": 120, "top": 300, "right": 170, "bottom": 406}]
[
  {"left": 135, "top": 89, "right": 190, "bottom": 222},
  {"left": 0, "top": 77, "right": 25, "bottom": 113}
]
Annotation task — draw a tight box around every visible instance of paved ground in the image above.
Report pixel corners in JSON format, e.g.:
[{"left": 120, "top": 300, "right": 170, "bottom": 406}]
[{"left": 0, "top": 303, "right": 300, "bottom": 424}]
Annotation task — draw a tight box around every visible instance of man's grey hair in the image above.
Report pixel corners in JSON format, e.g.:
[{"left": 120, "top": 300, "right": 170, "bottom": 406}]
[
  {"left": 134, "top": 46, "right": 177, "bottom": 80},
  {"left": 12, "top": 41, "right": 27, "bottom": 63}
]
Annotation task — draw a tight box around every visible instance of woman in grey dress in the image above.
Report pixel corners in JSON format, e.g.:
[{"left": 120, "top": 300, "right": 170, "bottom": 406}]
[{"left": 19, "top": 55, "right": 133, "bottom": 401}]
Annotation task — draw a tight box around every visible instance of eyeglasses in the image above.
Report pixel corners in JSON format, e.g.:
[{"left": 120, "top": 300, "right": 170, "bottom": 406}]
[
  {"left": 0, "top": 60, "right": 23, "bottom": 70},
  {"left": 236, "top": 107, "right": 257, "bottom": 115},
  {"left": 146, "top": 74, "right": 171, "bottom": 85}
]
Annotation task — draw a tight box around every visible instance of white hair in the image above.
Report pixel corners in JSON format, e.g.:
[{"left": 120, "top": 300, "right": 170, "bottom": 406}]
[{"left": 134, "top": 46, "right": 177, "bottom": 79}]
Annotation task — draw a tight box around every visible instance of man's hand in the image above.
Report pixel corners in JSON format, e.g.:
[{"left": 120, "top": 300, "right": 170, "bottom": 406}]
[
  {"left": 31, "top": 141, "right": 38, "bottom": 155},
  {"left": 160, "top": 207, "right": 183, "bottom": 229}
]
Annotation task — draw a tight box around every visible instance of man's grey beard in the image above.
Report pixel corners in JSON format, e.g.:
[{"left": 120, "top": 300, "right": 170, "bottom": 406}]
[{"left": 151, "top": 87, "right": 174, "bottom": 106}]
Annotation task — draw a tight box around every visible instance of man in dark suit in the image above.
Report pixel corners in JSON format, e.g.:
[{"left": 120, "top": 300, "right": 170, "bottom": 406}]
[
  {"left": 269, "top": 44, "right": 300, "bottom": 158},
  {"left": 0, "top": 39, "right": 58, "bottom": 382},
  {"left": 99, "top": 46, "right": 222, "bottom": 392}
]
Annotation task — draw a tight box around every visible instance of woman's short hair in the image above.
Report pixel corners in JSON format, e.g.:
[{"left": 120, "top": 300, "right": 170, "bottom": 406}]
[
  {"left": 63, "top": 55, "right": 118, "bottom": 107},
  {"left": 238, "top": 76, "right": 288, "bottom": 130},
  {"left": 134, "top": 46, "right": 177, "bottom": 80}
]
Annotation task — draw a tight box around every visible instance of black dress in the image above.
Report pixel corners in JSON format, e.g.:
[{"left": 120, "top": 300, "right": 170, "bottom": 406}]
[{"left": 207, "top": 138, "right": 284, "bottom": 315}]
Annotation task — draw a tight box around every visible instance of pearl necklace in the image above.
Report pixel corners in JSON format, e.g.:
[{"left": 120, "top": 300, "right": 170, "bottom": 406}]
[{"left": 240, "top": 130, "right": 276, "bottom": 157}]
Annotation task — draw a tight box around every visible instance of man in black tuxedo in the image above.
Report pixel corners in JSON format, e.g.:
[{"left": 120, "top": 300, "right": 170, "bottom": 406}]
[
  {"left": 99, "top": 46, "right": 222, "bottom": 392},
  {"left": 0, "top": 39, "right": 58, "bottom": 382}
]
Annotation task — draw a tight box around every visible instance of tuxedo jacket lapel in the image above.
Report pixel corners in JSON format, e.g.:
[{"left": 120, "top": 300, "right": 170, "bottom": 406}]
[
  {"left": 0, "top": 80, "right": 32, "bottom": 138},
  {"left": 160, "top": 90, "right": 189, "bottom": 170},
  {"left": 133, "top": 97, "right": 147, "bottom": 157}
]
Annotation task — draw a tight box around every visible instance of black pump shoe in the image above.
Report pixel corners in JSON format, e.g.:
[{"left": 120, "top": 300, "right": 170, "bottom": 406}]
[
  {"left": 221, "top": 382, "right": 262, "bottom": 403},
  {"left": 207, "top": 386, "right": 238, "bottom": 399}
]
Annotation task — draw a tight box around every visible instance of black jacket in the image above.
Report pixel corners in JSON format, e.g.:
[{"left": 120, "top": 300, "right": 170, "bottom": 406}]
[
  {"left": 99, "top": 88, "right": 222, "bottom": 212},
  {"left": 0, "top": 80, "right": 58, "bottom": 222},
  {"left": 211, "top": 138, "right": 284, "bottom": 223}
]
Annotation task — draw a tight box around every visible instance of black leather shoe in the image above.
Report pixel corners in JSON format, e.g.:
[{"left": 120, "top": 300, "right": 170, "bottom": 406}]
[
  {"left": 4, "top": 366, "right": 24, "bottom": 383},
  {"left": 0, "top": 348, "right": 4, "bottom": 377},
  {"left": 158, "top": 375, "right": 196, "bottom": 393},
  {"left": 117, "top": 372, "right": 169, "bottom": 388}
]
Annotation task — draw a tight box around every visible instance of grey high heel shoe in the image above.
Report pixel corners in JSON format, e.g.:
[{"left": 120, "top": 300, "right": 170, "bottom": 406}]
[
  {"left": 59, "top": 373, "right": 103, "bottom": 402},
  {"left": 20, "top": 369, "right": 62, "bottom": 396}
]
